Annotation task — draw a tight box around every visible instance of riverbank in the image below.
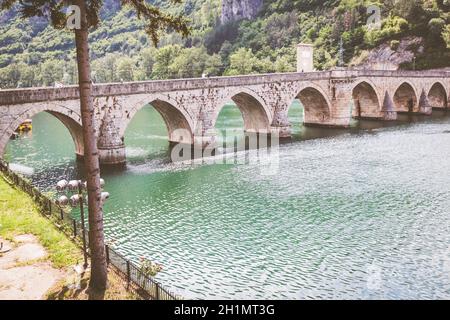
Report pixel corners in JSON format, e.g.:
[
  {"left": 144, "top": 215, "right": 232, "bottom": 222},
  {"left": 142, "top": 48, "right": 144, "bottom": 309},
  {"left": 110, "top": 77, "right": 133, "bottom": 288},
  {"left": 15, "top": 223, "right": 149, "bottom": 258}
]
[{"left": 0, "top": 175, "right": 138, "bottom": 300}]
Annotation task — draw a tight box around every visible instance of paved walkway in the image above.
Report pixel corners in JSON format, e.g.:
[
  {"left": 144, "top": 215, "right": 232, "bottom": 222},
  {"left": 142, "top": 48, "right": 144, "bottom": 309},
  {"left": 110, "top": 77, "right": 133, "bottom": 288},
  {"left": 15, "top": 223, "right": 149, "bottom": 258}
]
[{"left": 0, "top": 234, "right": 65, "bottom": 300}]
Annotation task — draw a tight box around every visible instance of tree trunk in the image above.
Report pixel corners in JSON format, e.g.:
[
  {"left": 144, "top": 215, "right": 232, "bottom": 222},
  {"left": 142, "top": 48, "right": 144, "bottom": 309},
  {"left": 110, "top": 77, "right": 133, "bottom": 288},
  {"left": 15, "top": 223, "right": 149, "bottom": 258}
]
[{"left": 73, "top": 0, "right": 108, "bottom": 296}]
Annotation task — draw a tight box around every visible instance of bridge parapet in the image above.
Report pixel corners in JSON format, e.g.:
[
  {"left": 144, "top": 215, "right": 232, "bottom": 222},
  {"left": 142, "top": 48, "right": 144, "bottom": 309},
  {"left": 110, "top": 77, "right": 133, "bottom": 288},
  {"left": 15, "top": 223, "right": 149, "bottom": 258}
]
[{"left": 2, "top": 70, "right": 448, "bottom": 106}]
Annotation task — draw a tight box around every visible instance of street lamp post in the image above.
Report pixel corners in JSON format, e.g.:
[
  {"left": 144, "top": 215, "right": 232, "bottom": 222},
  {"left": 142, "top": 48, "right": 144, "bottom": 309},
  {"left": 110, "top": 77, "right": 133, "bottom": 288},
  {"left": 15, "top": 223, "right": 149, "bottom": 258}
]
[{"left": 55, "top": 178, "right": 109, "bottom": 269}]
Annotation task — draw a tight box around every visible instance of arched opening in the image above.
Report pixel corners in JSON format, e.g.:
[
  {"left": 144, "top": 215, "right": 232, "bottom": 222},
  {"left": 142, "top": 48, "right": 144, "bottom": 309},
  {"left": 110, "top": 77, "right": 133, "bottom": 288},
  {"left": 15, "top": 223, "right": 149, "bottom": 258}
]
[
  {"left": 2, "top": 111, "right": 84, "bottom": 189},
  {"left": 151, "top": 99, "right": 194, "bottom": 145},
  {"left": 123, "top": 105, "right": 170, "bottom": 161},
  {"left": 428, "top": 82, "right": 448, "bottom": 109},
  {"left": 1, "top": 109, "right": 83, "bottom": 158},
  {"left": 393, "top": 82, "right": 418, "bottom": 113},
  {"left": 297, "top": 87, "right": 331, "bottom": 125},
  {"left": 286, "top": 87, "right": 344, "bottom": 141},
  {"left": 352, "top": 81, "right": 381, "bottom": 118},
  {"left": 231, "top": 92, "right": 271, "bottom": 133},
  {"left": 214, "top": 101, "right": 245, "bottom": 149},
  {"left": 214, "top": 92, "right": 271, "bottom": 133},
  {"left": 122, "top": 98, "right": 194, "bottom": 162},
  {"left": 48, "top": 111, "right": 84, "bottom": 157},
  {"left": 213, "top": 91, "right": 271, "bottom": 150}
]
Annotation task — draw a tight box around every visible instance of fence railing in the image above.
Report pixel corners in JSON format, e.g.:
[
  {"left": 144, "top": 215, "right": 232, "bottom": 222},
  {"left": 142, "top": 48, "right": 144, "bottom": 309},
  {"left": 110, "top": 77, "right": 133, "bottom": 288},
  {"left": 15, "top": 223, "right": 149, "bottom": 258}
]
[{"left": 0, "top": 159, "right": 181, "bottom": 300}]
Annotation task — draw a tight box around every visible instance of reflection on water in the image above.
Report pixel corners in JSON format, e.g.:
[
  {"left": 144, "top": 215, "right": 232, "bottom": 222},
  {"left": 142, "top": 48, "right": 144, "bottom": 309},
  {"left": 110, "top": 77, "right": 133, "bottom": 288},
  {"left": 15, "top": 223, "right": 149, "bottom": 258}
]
[{"left": 4, "top": 102, "right": 450, "bottom": 299}]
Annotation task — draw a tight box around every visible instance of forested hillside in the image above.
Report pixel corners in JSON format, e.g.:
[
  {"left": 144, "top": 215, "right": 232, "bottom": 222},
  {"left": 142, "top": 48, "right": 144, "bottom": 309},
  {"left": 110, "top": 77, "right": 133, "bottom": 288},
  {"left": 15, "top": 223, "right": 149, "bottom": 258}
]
[{"left": 0, "top": 0, "right": 449, "bottom": 88}]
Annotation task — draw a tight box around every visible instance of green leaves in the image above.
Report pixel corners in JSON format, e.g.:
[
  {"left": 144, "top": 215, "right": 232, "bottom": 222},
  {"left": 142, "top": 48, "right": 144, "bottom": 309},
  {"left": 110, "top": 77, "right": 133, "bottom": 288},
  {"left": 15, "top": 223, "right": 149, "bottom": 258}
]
[
  {"left": 121, "top": 0, "right": 190, "bottom": 45},
  {"left": 1, "top": 0, "right": 450, "bottom": 85},
  {"left": 0, "top": 0, "right": 190, "bottom": 45},
  {"left": 443, "top": 24, "right": 450, "bottom": 48}
]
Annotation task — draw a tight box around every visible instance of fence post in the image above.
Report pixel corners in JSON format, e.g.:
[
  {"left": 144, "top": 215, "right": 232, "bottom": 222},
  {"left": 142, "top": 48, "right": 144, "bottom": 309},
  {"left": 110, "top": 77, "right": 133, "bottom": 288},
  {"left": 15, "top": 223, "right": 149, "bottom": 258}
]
[
  {"left": 126, "top": 260, "right": 131, "bottom": 288},
  {"left": 60, "top": 208, "right": 64, "bottom": 220},
  {"left": 155, "top": 283, "right": 160, "bottom": 300},
  {"left": 105, "top": 245, "right": 110, "bottom": 265},
  {"left": 72, "top": 220, "right": 77, "bottom": 237}
]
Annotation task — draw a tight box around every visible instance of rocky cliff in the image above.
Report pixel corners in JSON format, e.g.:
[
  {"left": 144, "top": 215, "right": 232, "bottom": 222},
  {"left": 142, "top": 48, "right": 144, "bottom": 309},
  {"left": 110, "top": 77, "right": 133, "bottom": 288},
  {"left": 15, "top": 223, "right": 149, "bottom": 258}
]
[
  {"left": 352, "top": 37, "right": 425, "bottom": 70},
  {"left": 221, "top": 0, "right": 263, "bottom": 23}
]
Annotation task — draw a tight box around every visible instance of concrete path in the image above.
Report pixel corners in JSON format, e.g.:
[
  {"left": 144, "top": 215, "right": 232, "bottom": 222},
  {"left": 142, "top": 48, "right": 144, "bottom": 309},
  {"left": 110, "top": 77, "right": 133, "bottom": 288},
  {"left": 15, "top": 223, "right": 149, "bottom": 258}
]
[{"left": 0, "top": 234, "right": 65, "bottom": 300}]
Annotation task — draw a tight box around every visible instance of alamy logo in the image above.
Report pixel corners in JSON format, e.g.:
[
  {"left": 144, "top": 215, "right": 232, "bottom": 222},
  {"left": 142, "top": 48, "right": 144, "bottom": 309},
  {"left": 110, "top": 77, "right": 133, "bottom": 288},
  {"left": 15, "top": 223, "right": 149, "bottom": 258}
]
[
  {"left": 19, "top": 2, "right": 81, "bottom": 30},
  {"left": 169, "top": 127, "right": 280, "bottom": 176},
  {"left": 66, "top": 5, "right": 81, "bottom": 30},
  {"left": 367, "top": 5, "right": 382, "bottom": 30}
]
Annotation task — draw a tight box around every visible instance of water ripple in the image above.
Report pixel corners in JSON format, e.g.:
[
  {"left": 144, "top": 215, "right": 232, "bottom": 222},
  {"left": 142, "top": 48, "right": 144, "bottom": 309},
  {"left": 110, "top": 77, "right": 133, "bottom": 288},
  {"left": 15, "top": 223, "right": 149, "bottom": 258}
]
[{"left": 5, "top": 111, "right": 450, "bottom": 299}]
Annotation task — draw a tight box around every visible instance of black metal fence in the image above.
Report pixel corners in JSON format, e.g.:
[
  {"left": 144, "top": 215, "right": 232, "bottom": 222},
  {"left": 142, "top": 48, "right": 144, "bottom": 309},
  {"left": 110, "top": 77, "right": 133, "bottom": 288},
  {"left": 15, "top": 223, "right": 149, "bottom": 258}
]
[{"left": 0, "top": 159, "right": 181, "bottom": 300}]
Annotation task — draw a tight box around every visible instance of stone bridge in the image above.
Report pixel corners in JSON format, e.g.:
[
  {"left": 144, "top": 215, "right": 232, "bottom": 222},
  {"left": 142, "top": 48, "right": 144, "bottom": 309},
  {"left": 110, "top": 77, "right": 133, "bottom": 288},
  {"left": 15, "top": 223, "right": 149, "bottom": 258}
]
[{"left": 0, "top": 69, "right": 449, "bottom": 165}]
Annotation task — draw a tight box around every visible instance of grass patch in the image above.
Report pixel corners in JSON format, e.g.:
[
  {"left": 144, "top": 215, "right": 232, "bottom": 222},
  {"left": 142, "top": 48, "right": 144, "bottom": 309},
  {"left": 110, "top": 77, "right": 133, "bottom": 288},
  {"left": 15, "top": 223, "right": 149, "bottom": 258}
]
[
  {"left": 0, "top": 174, "right": 140, "bottom": 300},
  {"left": 0, "top": 175, "right": 82, "bottom": 269}
]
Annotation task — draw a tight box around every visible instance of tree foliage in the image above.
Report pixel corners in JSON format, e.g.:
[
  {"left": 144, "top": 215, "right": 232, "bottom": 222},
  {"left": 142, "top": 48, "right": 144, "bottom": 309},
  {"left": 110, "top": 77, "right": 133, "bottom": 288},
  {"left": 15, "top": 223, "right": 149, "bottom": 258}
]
[{"left": 1, "top": 0, "right": 450, "bottom": 88}]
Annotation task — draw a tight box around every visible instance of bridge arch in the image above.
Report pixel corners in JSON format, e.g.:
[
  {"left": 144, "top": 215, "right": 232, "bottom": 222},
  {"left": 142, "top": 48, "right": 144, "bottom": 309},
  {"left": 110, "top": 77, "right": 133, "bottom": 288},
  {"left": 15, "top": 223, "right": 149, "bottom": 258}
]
[
  {"left": 120, "top": 94, "right": 195, "bottom": 145},
  {"left": 352, "top": 80, "right": 382, "bottom": 118},
  {"left": 213, "top": 88, "right": 272, "bottom": 133},
  {"left": 287, "top": 84, "right": 332, "bottom": 125},
  {"left": 427, "top": 82, "right": 448, "bottom": 109},
  {"left": 0, "top": 102, "right": 84, "bottom": 158},
  {"left": 393, "top": 82, "right": 419, "bottom": 113}
]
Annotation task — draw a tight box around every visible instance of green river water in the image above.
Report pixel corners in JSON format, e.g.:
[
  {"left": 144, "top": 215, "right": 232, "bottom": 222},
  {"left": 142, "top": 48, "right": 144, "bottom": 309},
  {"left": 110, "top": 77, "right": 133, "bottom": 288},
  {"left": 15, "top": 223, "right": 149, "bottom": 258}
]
[{"left": 4, "top": 102, "right": 450, "bottom": 299}]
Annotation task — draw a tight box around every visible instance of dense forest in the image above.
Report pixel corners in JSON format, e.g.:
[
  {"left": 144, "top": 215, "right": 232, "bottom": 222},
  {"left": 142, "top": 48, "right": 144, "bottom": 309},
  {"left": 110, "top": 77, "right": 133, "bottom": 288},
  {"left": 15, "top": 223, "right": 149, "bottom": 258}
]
[{"left": 0, "top": 0, "right": 449, "bottom": 88}]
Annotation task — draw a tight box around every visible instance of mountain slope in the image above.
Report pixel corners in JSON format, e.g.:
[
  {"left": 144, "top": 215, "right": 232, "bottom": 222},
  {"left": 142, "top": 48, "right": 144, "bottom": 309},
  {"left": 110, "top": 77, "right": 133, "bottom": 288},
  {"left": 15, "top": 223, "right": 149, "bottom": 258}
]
[{"left": 0, "top": 0, "right": 449, "bottom": 88}]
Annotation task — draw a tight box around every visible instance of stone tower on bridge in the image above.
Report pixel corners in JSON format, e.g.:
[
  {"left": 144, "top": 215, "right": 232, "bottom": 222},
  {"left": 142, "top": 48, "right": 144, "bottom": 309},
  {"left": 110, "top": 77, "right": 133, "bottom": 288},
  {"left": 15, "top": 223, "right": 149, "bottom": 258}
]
[{"left": 297, "top": 43, "right": 314, "bottom": 73}]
